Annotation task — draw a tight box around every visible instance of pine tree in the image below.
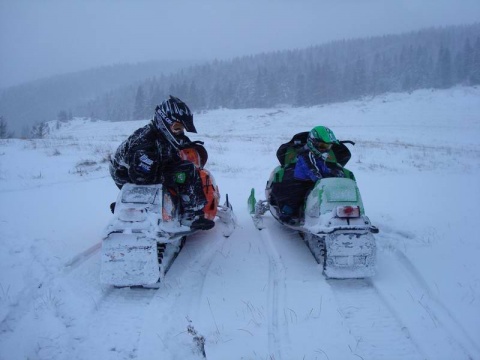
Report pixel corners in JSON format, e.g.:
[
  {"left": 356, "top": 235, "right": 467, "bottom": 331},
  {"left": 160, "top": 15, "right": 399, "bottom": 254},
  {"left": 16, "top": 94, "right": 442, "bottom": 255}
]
[
  {"left": 57, "top": 110, "right": 68, "bottom": 122},
  {"left": 0, "top": 116, "right": 14, "bottom": 139},
  {"left": 352, "top": 57, "right": 367, "bottom": 97},
  {"left": 294, "top": 73, "right": 306, "bottom": 106},
  {"left": 436, "top": 46, "right": 453, "bottom": 89},
  {"left": 253, "top": 68, "right": 269, "bottom": 107},
  {"left": 31, "top": 122, "right": 49, "bottom": 139},
  {"left": 133, "top": 86, "right": 147, "bottom": 119},
  {"left": 149, "top": 83, "right": 165, "bottom": 110},
  {"left": 470, "top": 37, "right": 480, "bottom": 85}
]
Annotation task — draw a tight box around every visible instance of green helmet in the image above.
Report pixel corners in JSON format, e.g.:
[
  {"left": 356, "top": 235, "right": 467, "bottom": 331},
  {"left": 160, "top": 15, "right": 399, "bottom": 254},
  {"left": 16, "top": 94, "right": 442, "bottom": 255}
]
[{"left": 307, "top": 126, "right": 339, "bottom": 156}]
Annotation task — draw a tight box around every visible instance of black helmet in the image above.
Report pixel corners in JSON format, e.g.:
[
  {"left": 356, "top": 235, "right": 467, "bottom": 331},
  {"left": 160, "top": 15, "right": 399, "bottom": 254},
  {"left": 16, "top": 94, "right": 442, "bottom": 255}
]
[{"left": 154, "top": 96, "right": 196, "bottom": 147}]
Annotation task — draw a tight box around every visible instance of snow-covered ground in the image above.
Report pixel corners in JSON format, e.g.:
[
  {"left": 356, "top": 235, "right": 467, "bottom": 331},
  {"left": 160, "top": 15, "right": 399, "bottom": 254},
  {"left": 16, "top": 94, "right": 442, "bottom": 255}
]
[{"left": 1, "top": 86, "right": 479, "bottom": 360}]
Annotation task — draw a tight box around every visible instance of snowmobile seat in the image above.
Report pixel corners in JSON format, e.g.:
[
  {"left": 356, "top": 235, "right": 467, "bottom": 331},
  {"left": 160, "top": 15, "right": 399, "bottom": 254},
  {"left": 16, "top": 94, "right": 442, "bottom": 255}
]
[
  {"left": 179, "top": 141, "right": 208, "bottom": 169},
  {"left": 276, "top": 132, "right": 309, "bottom": 166},
  {"left": 269, "top": 165, "right": 312, "bottom": 221},
  {"left": 330, "top": 142, "right": 352, "bottom": 167}
]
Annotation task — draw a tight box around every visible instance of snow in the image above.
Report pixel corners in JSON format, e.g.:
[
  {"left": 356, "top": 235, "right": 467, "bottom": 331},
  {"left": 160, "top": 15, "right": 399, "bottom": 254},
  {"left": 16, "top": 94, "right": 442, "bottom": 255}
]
[{"left": 1, "top": 86, "right": 480, "bottom": 359}]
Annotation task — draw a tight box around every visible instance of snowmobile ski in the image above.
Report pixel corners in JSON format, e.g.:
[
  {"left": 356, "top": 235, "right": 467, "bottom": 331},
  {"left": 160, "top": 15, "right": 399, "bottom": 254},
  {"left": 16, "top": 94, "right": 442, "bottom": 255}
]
[
  {"left": 217, "top": 194, "right": 237, "bottom": 237},
  {"left": 248, "top": 188, "right": 269, "bottom": 230}
]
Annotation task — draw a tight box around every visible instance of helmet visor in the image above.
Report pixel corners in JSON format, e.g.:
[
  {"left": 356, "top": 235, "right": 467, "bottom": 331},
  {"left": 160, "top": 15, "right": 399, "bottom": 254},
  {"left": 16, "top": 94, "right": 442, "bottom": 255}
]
[
  {"left": 310, "top": 138, "right": 332, "bottom": 152},
  {"left": 182, "top": 118, "right": 197, "bottom": 133}
]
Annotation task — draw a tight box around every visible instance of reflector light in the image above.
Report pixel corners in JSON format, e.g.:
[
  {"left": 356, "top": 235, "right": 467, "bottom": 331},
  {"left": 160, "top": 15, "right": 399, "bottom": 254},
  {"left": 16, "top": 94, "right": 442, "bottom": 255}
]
[
  {"left": 354, "top": 256, "right": 367, "bottom": 265},
  {"left": 336, "top": 206, "right": 360, "bottom": 218},
  {"left": 119, "top": 208, "right": 147, "bottom": 222},
  {"left": 334, "top": 256, "right": 349, "bottom": 266}
]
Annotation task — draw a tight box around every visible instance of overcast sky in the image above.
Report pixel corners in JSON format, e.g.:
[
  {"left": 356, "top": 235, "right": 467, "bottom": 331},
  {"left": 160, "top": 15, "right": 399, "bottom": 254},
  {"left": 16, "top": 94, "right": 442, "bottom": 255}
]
[{"left": 1, "top": 0, "right": 479, "bottom": 88}]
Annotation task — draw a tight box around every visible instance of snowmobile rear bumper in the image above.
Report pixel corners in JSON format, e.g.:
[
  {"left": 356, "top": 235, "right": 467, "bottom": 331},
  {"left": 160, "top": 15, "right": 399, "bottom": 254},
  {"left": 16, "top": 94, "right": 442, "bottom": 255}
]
[
  {"left": 324, "top": 232, "right": 376, "bottom": 279},
  {"left": 100, "top": 233, "right": 161, "bottom": 287}
]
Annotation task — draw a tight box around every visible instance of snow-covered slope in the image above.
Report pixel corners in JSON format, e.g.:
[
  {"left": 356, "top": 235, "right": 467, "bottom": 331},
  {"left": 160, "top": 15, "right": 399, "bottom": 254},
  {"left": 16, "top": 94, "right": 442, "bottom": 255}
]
[{"left": 1, "top": 87, "right": 479, "bottom": 359}]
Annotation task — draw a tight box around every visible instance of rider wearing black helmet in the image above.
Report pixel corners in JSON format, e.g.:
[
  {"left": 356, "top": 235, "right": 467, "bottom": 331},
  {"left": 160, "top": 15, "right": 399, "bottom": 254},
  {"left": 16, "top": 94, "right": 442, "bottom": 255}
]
[{"left": 109, "top": 95, "right": 214, "bottom": 230}]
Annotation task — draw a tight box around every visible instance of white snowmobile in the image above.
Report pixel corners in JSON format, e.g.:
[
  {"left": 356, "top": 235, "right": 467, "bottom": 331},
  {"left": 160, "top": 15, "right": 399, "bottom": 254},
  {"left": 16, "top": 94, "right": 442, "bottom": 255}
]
[
  {"left": 248, "top": 131, "right": 378, "bottom": 279},
  {"left": 101, "top": 144, "right": 235, "bottom": 287}
]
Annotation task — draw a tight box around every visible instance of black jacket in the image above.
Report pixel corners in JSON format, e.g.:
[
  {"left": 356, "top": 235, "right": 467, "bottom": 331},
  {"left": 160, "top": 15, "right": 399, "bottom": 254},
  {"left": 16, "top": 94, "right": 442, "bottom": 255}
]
[{"left": 110, "top": 122, "right": 191, "bottom": 186}]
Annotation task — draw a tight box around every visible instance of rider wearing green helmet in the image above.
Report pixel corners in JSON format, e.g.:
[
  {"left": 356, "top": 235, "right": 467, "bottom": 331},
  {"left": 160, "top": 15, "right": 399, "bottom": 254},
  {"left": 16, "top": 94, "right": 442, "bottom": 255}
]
[
  {"left": 277, "top": 125, "right": 345, "bottom": 224},
  {"left": 295, "top": 126, "right": 342, "bottom": 182}
]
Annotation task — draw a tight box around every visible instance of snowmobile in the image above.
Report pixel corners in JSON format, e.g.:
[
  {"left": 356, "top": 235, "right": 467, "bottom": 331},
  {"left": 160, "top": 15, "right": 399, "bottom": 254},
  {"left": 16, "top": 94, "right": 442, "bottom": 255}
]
[
  {"left": 248, "top": 132, "right": 378, "bottom": 279},
  {"left": 101, "top": 143, "right": 235, "bottom": 287}
]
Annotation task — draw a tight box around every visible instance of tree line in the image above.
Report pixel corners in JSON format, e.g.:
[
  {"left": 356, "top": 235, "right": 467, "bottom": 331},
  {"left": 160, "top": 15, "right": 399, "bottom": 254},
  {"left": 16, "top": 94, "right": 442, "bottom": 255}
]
[
  {"left": 1, "top": 23, "right": 479, "bottom": 138},
  {"left": 0, "top": 110, "right": 74, "bottom": 139},
  {"left": 77, "top": 23, "right": 480, "bottom": 122}
]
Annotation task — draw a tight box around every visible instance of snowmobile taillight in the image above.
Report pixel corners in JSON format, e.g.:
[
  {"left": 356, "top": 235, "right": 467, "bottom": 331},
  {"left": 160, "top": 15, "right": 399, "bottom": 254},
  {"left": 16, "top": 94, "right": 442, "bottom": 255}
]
[
  {"left": 336, "top": 205, "right": 360, "bottom": 218},
  {"left": 162, "top": 192, "right": 176, "bottom": 221}
]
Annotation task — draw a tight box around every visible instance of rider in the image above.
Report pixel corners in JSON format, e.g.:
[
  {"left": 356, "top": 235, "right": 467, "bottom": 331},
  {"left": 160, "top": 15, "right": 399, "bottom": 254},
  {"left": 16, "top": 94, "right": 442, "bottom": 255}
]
[
  {"left": 277, "top": 126, "right": 345, "bottom": 223},
  {"left": 294, "top": 126, "right": 344, "bottom": 181},
  {"left": 109, "top": 95, "right": 214, "bottom": 230}
]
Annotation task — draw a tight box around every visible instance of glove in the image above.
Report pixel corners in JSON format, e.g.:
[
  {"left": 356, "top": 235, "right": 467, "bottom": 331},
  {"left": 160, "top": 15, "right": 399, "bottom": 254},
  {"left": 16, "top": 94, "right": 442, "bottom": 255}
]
[{"left": 333, "top": 167, "right": 345, "bottom": 178}]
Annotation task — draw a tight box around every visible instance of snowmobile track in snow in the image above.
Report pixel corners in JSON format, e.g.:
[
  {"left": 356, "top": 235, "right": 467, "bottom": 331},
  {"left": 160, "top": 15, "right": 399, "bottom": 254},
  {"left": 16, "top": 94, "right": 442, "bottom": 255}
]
[
  {"left": 136, "top": 232, "right": 228, "bottom": 359},
  {"left": 70, "top": 232, "right": 225, "bottom": 360},
  {"left": 0, "top": 241, "right": 102, "bottom": 336},
  {"left": 257, "top": 227, "right": 291, "bottom": 360},
  {"left": 263, "top": 221, "right": 425, "bottom": 360},
  {"left": 260, "top": 216, "right": 465, "bottom": 360},
  {"left": 73, "top": 286, "right": 158, "bottom": 360},
  {"left": 375, "top": 231, "right": 480, "bottom": 359},
  {"left": 329, "top": 278, "right": 425, "bottom": 360},
  {"left": 64, "top": 242, "right": 101, "bottom": 271}
]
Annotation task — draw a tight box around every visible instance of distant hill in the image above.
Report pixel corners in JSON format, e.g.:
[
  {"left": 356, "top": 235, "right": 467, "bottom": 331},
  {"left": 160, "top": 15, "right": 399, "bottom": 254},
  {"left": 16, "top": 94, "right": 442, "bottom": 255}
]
[
  {"left": 1, "top": 23, "right": 479, "bottom": 138},
  {"left": 78, "top": 23, "right": 480, "bottom": 122},
  {"left": 0, "top": 60, "right": 199, "bottom": 136}
]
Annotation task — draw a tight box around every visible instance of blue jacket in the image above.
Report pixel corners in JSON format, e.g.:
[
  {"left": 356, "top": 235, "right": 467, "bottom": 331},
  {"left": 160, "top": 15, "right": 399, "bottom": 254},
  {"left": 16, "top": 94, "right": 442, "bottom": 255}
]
[{"left": 294, "top": 148, "right": 334, "bottom": 182}]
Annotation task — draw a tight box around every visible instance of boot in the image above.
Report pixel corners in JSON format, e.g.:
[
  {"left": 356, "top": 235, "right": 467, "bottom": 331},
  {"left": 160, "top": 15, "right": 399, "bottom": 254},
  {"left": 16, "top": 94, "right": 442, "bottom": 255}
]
[
  {"left": 190, "top": 216, "right": 215, "bottom": 230},
  {"left": 182, "top": 210, "right": 215, "bottom": 230},
  {"left": 279, "top": 204, "right": 297, "bottom": 225}
]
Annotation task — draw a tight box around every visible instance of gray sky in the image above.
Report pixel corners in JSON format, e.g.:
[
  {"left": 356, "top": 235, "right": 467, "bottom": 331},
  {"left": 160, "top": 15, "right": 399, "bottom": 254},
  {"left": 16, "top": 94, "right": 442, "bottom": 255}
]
[{"left": 1, "top": 0, "right": 479, "bottom": 88}]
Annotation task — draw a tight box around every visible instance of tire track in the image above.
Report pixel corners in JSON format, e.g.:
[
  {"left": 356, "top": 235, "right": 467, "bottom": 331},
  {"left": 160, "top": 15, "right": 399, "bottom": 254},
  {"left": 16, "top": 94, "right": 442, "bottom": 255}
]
[
  {"left": 69, "top": 231, "right": 225, "bottom": 360},
  {"left": 0, "top": 241, "right": 102, "bottom": 335},
  {"left": 136, "top": 231, "right": 227, "bottom": 359},
  {"left": 262, "top": 216, "right": 426, "bottom": 360},
  {"left": 375, "top": 232, "right": 480, "bottom": 359},
  {"left": 329, "top": 278, "right": 425, "bottom": 360},
  {"left": 64, "top": 242, "right": 101, "bottom": 271},
  {"left": 72, "top": 287, "right": 157, "bottom": 360},
  {"left": 261, "top": 215, "right": 479, "bottom": 360},
  {"left": 258, "top": 225, "right": 291, "bottom": 360},
  {"left": 166, "top": 231, "right": 228, "bottom": 313},
  {"left": 0, "top": 230, "right": 222, "bottom": 360}
]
